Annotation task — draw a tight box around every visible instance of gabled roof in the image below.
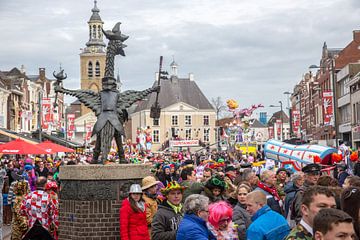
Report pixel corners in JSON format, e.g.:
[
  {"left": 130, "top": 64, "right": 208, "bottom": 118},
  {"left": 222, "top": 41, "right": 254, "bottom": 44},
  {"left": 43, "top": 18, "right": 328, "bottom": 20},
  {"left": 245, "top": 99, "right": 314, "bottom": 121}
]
[
  {"left": 251, "top": 119, "right": 266, "bottom": 128},
  {"left": 134, "top": 76, "right": 214, "bottom": 112},
  {"left": 267, "top": 110, "right": 289, "bottom": 126}
]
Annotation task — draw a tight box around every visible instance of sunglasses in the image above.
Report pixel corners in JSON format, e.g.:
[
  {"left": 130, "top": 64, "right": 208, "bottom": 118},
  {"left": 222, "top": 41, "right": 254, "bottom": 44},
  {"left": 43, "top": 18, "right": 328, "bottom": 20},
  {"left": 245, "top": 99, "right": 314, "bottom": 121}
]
[{"left": 218, "top": 218, "right": 231, "bottom": 224}]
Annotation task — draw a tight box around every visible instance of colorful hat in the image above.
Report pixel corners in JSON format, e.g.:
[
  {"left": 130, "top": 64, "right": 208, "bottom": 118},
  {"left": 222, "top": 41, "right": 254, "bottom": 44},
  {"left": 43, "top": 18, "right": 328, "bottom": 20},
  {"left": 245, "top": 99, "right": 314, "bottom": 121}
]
[
  {"left": 160, "top": 181, "right": 186, "bottom": 195},
  {"left": 24, "top": 165, "right": 33, "bottom": 171},
  {"left": 205, "top": 175, "right": 226, "bottom": 191},
  {"left": 45, "top": 181, "right": 58, "bottom": 191}
]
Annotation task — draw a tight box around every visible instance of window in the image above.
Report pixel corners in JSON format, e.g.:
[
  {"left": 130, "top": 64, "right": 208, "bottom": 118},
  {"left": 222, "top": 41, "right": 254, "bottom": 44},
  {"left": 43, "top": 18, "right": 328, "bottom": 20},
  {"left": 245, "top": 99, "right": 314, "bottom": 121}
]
[
  {"left": 98, "top": 25, "right": 101, "bottom": 39},
  {"left": 172, "top": 115, "right": 178, "bottom": 126},
  {"left": 153, "top": 118, "right": 159, "bottom": 126},
  {"left": 88, "top": 62, "right": 93, "bottom": 77},
  {"left": 203, "top": 115, "right": 209, "bottom": 126},
  {"left": 95, "top": 61, "right": 100, "bottom": 77},
  {"left": 185, "top": 129, "right": 192, "bottom": 140},
  {"left": 204, "top": 128, "right": 210, "bottom": 142},
  {"left": 185, "top": 115, "right": 192, "bottom": 125},
  {"left": 153, "top": 130, "right": 159, "bottom": 143},
  {"left": 92, "top": 25, "right": 96, "bottom": 39}
]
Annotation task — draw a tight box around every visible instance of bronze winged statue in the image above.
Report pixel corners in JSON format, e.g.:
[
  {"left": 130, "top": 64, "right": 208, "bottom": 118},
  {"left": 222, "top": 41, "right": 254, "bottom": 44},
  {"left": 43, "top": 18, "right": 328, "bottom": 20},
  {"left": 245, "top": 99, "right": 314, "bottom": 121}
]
[{"left": 54, "top": 22, "right": 159, "bottom": 164}]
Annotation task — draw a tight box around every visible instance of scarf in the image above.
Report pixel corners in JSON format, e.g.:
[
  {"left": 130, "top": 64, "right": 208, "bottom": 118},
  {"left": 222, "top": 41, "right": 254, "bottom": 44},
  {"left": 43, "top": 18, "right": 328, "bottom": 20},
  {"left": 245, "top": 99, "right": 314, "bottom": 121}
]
[
  {"left": 136, "top": 200, "right": 145, "bottom": 212},
  {"left": 145, "top": 191, "right": 158, "bottom": 200},
  {"left": 167, "top": 200, "right": 182, "bottom": 214},
  {"left": 257, "top": 181, "right": 281, "bottom": 201}
]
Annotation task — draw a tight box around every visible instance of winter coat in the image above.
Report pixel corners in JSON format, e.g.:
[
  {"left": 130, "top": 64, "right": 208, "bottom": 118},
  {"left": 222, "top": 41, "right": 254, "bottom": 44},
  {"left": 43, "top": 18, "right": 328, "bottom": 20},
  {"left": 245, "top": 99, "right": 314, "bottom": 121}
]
[
  {"left": 246, "top": 205, "right": 290, "bottom": 240},
  {"left": 176, "top": 214, "right": 216, "bottom": 240},
  {"left": 283, "top": 181, "right": 299, "bottom": 217},
  {"left": 151, "top": 201, "right": 183, "bottom": 240},
  {"left": 143, "top": 193, "right": 158, "bottom": 225},
  {"left": 119, "top": 198, "right": 150, "bottom": 240},
  {"left": 232, "top": 202, "right": 251, "bottom": 240}
]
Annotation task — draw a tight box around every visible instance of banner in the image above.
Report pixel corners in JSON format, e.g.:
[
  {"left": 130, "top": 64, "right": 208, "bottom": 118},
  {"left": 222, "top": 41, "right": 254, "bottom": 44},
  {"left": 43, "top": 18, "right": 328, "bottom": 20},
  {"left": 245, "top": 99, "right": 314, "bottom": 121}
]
[
  {"left": 85, "top": 124, "right": 92, "bottom": 142},
  {"left": 67, "top": 114, "right": 75, "bottom": 140},
  {"left": 170, "top": 140, "right": 199, "bottom": 147},
  {"left": 276, "top": 119, "right": 282, "bottom": 137},
  {"left": 41, "top": 98, "right": 53, "bottom": 130},
  {"left": 268, "top": 126, "right": 274, "bottom": 139},
  {"left": 292, "top": 110, "right": 300, "bottom": 135},
  {"left": 322, "top": 91, "right": 333, "bottom": 126}
]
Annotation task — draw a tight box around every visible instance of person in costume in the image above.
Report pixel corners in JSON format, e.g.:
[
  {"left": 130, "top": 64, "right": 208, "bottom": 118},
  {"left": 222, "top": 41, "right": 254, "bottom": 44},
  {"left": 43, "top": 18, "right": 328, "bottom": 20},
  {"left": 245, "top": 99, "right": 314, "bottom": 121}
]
[
  {"left": 151, "top": 181, "right": 185, "bottom": 240},
  {"left": 45, "top": 181, "right": 59, "bottom": 240},
  {"left": 11, "top": 180, "right": 30, "bottom": 240},
  {"left": 202, "top": 174, "right": 227, "bottom": 203},
  {"left": 120, "top": 184, "right": 150, "bottom": 240},
  {"left": 207, "top": 201, "right": 238, "bottom": 240}
]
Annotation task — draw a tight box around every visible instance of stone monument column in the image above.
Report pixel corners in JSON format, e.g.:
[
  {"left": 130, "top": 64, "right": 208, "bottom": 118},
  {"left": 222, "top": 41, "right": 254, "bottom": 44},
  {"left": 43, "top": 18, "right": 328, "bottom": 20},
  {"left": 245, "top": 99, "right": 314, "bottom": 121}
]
[{"left": 58, "top": 164, "right": 151, "bottom": 240}]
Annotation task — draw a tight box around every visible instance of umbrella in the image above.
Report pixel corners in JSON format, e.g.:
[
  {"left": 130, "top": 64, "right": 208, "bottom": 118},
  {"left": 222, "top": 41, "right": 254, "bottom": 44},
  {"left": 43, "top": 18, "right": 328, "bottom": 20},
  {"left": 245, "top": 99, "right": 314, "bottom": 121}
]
[
  {"left": 0, "top": 138, "right": 49, "bottom": 155},
  {"left": 37, "top": 140, "right": 75, "bottom": 153}
]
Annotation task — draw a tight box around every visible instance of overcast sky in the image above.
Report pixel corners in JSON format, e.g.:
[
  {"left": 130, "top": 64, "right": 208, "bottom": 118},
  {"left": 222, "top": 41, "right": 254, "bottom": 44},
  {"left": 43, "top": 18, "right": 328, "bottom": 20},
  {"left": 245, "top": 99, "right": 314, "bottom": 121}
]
[{"left": 1, "top": 0, "right": 360, "bottom": 117}]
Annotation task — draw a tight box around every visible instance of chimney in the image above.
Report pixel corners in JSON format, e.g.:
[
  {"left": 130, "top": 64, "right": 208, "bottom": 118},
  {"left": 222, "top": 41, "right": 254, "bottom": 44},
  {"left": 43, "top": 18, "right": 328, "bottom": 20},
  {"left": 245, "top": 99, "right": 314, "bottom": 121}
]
[
  {"left": 353, "top": 30, "right": 360, "bottom": 42},
  {"left": 155, "top": 72, "right": 159, "bottom": 81},
  {"left": 39, "top": 68, "right": 46, "bottom": 80},
  {"left": 189, "top": 73, "right": 194, "bottom": 81}
]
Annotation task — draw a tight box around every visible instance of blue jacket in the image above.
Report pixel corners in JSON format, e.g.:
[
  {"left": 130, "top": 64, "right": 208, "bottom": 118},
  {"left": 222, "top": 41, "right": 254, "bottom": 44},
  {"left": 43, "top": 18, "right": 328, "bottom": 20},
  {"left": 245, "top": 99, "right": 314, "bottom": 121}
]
[
  {"left": 247, "top": 205, "right": 290, "bottom": 240},
  {"left": 176, "top": 214, "right": 216, "bottom": 240}
]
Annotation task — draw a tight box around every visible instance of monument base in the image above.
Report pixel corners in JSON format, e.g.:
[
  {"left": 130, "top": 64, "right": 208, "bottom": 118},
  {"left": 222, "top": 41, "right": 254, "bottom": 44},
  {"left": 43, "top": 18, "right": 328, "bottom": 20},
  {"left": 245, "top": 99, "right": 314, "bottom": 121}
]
[{"left": 58, "top": 164, "right": 151, "bottom": 240}]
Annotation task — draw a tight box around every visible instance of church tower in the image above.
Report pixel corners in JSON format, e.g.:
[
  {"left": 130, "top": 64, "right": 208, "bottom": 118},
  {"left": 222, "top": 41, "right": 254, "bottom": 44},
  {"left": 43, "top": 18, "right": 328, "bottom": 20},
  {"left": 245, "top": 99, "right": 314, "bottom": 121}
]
[{"left": 80, "top": 0, "right": 106, "bottom": 115}]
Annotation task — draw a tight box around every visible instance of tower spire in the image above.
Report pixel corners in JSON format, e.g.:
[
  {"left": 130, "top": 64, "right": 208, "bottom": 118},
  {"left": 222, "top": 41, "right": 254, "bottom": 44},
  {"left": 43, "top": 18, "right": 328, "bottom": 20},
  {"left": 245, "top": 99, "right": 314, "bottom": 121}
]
[
  {"left": 84, "top": 0, "right": 105, "bottom": 52},
  {"left": 170, "top": 56, "right": 178, "bottom": 76}
]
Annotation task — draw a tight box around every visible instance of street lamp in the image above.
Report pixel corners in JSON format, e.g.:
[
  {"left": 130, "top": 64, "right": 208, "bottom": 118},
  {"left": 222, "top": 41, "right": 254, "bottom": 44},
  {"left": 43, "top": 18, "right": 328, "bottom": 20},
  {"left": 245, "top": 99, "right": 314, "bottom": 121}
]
[
  {"left": 309, "top": 61, "right": 338, "bottom": 148},
  {"left": 269, "top": 101, "right": 284, "bottom": 141},
  {"left": 284, "top": 91, "right": 293, "bottom": 138}
]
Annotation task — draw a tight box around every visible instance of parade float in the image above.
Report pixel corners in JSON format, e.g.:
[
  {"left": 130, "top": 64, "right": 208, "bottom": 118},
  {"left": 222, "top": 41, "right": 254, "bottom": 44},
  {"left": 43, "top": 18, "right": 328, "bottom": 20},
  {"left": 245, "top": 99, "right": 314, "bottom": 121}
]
[
  {"left": 222, "top": 99, "right": 264, "bottom": 156},
  {"left": 264, "top": 139, "right": 339, "bottom": 171}
]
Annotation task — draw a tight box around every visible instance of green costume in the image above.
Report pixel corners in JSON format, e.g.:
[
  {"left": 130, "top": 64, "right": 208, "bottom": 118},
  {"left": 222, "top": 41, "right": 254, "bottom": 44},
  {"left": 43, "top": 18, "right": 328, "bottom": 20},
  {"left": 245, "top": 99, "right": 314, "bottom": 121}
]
[{"left": 285, "top": 223, "right": 312, "bottom": 240}]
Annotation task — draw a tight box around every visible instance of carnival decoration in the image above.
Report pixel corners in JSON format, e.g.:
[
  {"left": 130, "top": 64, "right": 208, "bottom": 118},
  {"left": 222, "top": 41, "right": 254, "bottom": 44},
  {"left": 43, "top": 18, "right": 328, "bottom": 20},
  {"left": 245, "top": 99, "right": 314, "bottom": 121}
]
[
  {"left": 350, "top": 151, "right": 358, "bottom": 162},
  {"left": 224, "top": 99, "right": 263, "bottom": 148},
  {"left": 264, "top": 139, "right": 338, "bottom": 171}
]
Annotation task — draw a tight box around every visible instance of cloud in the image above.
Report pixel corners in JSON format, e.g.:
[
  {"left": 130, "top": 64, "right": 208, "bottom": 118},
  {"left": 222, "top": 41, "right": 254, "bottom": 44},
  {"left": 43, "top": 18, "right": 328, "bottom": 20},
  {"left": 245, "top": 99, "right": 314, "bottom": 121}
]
[{"left": 0, "top": 0, "right": 360, "bottom": 111}]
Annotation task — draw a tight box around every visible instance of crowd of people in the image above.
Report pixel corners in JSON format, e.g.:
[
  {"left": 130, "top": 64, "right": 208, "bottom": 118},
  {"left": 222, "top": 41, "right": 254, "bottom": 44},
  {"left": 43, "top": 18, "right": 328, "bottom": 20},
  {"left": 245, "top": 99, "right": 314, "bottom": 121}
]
[
  {"left": 1, "top": 149, "right": 360, "bottom": 240},
  {"left": 119, "top": 150, "right": 360, "bottom": 240}
]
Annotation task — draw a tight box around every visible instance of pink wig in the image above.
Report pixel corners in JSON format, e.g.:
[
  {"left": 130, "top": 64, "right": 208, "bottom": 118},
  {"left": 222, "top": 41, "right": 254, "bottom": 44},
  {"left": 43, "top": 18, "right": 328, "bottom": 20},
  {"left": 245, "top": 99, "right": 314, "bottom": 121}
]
[{"left": 208, "top": 201, "right": 233, "bottom": 229}]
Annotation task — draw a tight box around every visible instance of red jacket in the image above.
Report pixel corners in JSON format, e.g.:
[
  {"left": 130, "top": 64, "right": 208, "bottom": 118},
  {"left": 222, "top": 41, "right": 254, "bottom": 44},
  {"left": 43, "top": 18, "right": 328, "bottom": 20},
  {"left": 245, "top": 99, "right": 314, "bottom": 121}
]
[{"left": 120, "top": 198, "right": 150, "bottom": 240}]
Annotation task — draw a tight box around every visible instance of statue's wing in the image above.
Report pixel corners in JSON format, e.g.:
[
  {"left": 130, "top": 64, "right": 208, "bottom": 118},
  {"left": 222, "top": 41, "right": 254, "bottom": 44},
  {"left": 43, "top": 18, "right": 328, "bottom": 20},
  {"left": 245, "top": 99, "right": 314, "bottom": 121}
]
[
  {"left": 58, "top": 87, "right": 101, "bottom": 115},
  {"left": 117, "top": 87, "right": 158, "bottom": 114}
]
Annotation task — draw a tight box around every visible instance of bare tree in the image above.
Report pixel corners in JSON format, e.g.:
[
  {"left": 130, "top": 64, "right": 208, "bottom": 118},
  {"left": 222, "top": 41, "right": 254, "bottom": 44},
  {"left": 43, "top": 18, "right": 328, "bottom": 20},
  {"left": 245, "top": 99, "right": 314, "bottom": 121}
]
[{"left": 211, "top": 97, "right": 227, "bottom": 120}]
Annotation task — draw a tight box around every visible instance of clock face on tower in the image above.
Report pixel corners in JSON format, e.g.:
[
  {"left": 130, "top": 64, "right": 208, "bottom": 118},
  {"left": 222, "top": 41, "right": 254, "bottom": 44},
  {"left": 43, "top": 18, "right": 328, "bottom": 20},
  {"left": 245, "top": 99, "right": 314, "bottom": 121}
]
[{"left": 90, "top": 46, "right": 96, "bottom": 53}]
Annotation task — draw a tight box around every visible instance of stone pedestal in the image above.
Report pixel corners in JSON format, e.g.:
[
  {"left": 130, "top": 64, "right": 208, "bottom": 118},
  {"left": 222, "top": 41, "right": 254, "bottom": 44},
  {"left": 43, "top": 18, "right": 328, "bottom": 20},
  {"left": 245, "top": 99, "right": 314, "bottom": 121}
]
[{"left": 58, "top": 164, "right": 151, "bottom": 240}]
